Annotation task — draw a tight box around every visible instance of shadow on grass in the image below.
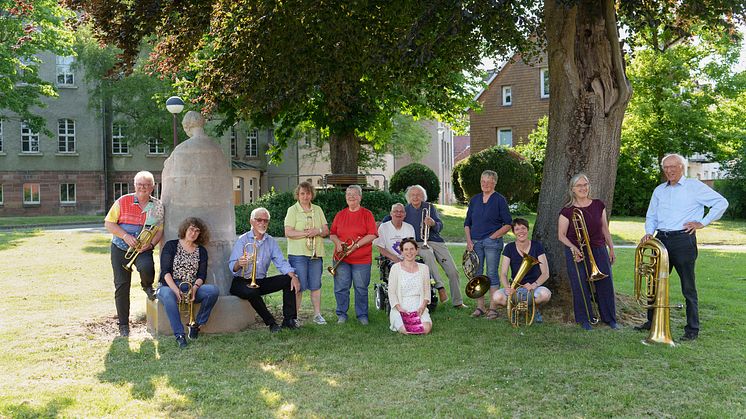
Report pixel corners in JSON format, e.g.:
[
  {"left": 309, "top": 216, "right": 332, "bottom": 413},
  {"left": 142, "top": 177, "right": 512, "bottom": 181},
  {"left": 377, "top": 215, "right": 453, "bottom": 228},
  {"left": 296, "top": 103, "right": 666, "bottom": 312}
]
[
  {"left": 0, "top": 396, "right": 75, "bottom": 418},
  {"left": 82, "top": 237, "right": 111, "bottom": 254},
  {"left": 0, "top": 230, "right": 41, "bottom": 251}
]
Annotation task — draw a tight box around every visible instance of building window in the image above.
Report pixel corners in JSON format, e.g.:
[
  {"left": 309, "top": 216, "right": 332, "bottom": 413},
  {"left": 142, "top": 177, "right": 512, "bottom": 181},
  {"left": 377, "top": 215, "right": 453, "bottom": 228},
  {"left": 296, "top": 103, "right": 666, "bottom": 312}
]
[
  {"left": 58, "top": 119, "right": 75, "bottom": 153},
  {"left": 249, "top": 178, "right": 255, "bottom": 202},
  {"left": 23, "top": 183, "right": 40, "bottom": 204},
  {"left": 230, "top": 125, "right": 238, "bottom": 157},
  {"left": 497, "top": 128, "right": 513, "bottom": 146},
  {"left": 246, "top": 128, "right": 258, "bottom": 157},
  {"left": 502, "top": 86, "right": 512, "bottom": 106},
  {"left": 112, "top": 123, "right": 128, "bottom": 154},
  {"left": 0, "top": 120, "right": 3, "bottom": 152},
  {"left": 56, "top": 55, "right": 74, "bottom": 86},
  {"left": 149, "top": 138, "right": 166, "bottom": 154},
  {"left": 21, "top": 121, "right": 40, "bottom": 153},
  {"left": 540, "top": 68, "right": 549, "bottom": 98},
  {"left": 60, "top": 183, "right": 76, "bottom": 204},
  {"left": 153, "top": 182, "right": 161, "bottom": 199},
  {"left": 113, "top": 182, "right": 129, "bottom": 199}
]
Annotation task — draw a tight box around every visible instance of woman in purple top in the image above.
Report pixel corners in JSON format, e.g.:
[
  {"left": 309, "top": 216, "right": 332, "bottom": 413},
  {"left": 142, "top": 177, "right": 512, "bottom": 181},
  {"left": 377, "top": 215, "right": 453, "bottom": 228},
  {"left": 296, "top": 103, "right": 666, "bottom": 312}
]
[
  {"left": 464, "top": 170, "right": 512, "bottom": 319},
  {"left": 557, "top": 173, "right": 618, "bottom": 330}
]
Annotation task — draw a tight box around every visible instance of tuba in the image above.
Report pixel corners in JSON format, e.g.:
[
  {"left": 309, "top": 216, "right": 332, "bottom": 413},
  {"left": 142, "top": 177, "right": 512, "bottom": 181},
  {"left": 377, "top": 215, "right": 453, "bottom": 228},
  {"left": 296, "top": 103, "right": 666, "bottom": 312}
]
[
  {"left": 420, "top": 204, "right": 431, "bottom": 249},
  {"left": 177, "top": 280, "right": 196, "bottom": 328},
  {"left": 242, "top": 240, "right": 259, "bottom": 288},
  {"left": 327, "top": 236, "right": 361, "bottom": 276},
  {"left": 634, "top": 237, "right": 683, "bottom": 346},
  {"left": 122, "top": 225, "right": 159, "bottom": 272},
  {"left": 506, "top": 253, "right": 541, "bottom": 327},
  {"left": 463, "top": 249, "right": 490, "bottom": 299}
]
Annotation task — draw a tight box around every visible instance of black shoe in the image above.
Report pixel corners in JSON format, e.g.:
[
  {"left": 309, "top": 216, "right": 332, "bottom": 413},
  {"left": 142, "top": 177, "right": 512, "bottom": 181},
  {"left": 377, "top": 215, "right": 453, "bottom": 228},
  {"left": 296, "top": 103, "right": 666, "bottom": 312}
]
[
  {"left": 118, "top": 324, "right": 130, "bottom": 337},
  {"left": 680, "top": 332, "right": 698, "bottom": 341},
  {"left": 282, "top": 320, "right": 299, "bottom": 330},
  {"left": 143, "top": 287, "right": 156, "bottom": 301},
  {"left": 269, "top": 323, "right": 282, "bottom": 333},
  {"left": 633, "top": 322, "right": 651, "bottom": 331},
  {"left": 176, "top": 335, "right": 188, "bottom": 348},
  {"left": 188, "top": 325, "right": 200, "bottom": 340}
]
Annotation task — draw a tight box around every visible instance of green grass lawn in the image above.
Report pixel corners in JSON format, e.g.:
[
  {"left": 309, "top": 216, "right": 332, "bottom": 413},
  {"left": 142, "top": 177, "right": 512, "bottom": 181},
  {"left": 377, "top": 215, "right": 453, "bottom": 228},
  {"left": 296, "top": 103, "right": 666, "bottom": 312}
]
[
  {"left": 1, "top": 229, "right": 745, "bottom": 417},
  {"left": 0, "top": 215, "right": 102, "bottom": 227}
]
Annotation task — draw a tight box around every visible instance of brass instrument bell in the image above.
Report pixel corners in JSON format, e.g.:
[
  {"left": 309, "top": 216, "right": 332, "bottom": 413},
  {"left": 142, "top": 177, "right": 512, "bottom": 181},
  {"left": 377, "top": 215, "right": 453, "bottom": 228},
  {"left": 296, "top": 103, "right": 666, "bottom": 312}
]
[{"left": 463, "top": 249, "right": 490, "bottom": 299}]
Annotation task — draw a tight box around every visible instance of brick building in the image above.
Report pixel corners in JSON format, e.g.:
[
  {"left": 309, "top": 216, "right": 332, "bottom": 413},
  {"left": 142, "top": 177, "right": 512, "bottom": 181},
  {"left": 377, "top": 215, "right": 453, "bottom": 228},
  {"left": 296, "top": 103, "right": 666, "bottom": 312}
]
[{"left": 469, "top": 53, "right": 549, "bottom": 153}]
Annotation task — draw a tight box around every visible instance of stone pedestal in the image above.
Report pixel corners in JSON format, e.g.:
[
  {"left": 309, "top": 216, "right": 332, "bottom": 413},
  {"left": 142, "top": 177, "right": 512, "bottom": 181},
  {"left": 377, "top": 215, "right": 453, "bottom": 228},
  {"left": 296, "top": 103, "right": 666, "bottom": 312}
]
[{"left": 146, "top": 296, "right": 257, "bottom": 335}]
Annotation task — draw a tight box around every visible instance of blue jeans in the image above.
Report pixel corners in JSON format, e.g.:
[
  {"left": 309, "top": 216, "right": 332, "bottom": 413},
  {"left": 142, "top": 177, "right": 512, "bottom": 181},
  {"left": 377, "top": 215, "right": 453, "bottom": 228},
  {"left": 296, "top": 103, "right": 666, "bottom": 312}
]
[
  {"left": 473, "top": 237, "right": 503, "bottom": 286},
  {"left": 157, "top": 283, "right": 219, "bottom": 336},
  {"left": 334, "top": 262, "right": 372, "bottom": 320},
  {"left": 288, "top": 255, "right": 323, "bottom": 291}
]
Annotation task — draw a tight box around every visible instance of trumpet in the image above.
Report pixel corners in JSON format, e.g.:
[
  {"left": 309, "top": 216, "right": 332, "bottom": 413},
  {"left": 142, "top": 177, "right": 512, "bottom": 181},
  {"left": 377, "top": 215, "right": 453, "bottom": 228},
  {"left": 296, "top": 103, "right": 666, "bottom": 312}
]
[
  {"left": 177, "top": 280, "right": 196, "bottom": 328},
  {"left": 569, "top": 208, "right": 601, "bottom": 324},
  {"left": 327, "top": 237, "right": 361, "bottom": 276},
  {"left": 463, "top": 249, "right": 490, "bottom": 299},
  {"left": 506, "top": 253, "right": 541, "bottom": 327},
  {"left": 122, "top": 225, "right": 159, "bottom": 272},
  {"left": 420, "top": 204, "right": 431, "bottom": 249},
  {"left": 241, "top": 240, "right": 259, "bottom": 288},
  {"left": 305, "top": 213, "right": 318, "bottom": 259},
  {"left": 634, "top": 237, "right": 683, "bottom": 346}
]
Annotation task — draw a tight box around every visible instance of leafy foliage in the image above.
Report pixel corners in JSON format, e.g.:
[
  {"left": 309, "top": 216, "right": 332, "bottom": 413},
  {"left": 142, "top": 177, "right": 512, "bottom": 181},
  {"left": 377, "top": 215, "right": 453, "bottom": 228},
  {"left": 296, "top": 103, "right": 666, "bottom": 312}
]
[
  {"left": 389, "top": 163, "right": 440, "bottom": 203},
  {"left": 0, "top": 0, "right": 75, "bottom": 131},
  {"left": 514, "top": 115, "right": 548, "bottom": 210},
  {"left": 235, "top": 188, "right": 405, "bottom": 236},
  {"left": 716, "top": 140, "right": 746, "bottom": 219},
  {"left": 457, "top": 145, "right": 535, "bottom": 204},
  {"left": 451, "top": 158, "right": 467, "bottom": 204}
]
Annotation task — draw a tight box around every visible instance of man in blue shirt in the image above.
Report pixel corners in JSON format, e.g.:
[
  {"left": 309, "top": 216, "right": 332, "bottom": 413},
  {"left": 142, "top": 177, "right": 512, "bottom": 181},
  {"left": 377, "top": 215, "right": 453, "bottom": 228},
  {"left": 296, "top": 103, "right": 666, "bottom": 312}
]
[
  {"left": 637, "top": 154, "right": 728, "bottom": 341},
  {"left": 229, "top": 207, "right": 301, "bottom": 332}
]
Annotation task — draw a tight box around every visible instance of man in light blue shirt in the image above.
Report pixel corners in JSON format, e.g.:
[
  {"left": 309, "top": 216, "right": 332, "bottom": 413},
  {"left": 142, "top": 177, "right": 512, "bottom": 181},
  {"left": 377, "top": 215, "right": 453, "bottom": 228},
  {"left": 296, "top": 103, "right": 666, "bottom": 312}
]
[
  {"left": 637, "top": 153, "right": 728, "bottom": 341},
  {"left": 229, "top": 207, "right": 300, "bottom": 332}
]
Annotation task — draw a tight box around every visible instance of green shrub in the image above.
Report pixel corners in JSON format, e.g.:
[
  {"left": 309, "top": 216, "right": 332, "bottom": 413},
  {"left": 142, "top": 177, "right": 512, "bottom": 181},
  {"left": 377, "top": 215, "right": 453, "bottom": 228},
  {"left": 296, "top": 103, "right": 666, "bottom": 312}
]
[
  {"left": 235, "top": 188, "right": 406, "bottom": 236},
  {"left": 390, "top": 163, "right": 440, "bottom": 203},
  {"left": 452, "top": 159, "right": 468, "bottom": 204},
  {"left": 514, "top": 116, "right": 547, "bottom": 210},
  {"left": 612, "top": 149, "right": 660, "bottom": 216},
  {"left": 715, "top": 179, "right": 746, "bottom": 219},
  {"left": 457, "top": 145, "right": 535, "bottom": 204}
]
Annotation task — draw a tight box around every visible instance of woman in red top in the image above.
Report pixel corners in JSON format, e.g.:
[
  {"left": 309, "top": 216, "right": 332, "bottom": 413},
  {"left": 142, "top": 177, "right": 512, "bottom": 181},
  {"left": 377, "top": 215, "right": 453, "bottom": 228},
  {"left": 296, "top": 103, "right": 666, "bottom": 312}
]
[{"left": 329, "top": 185, "right": 378, "bottom": 325}]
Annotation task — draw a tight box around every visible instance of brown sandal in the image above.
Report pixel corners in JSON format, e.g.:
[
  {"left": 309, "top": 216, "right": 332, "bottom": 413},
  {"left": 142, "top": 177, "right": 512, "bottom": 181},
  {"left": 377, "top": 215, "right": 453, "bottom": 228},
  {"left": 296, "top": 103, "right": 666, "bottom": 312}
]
[
  {"left": 471, "top": 307, "right": 485, "bottom": 318},
  {"left": 486, "top": 309, "right": 500, "bottom": 320}
]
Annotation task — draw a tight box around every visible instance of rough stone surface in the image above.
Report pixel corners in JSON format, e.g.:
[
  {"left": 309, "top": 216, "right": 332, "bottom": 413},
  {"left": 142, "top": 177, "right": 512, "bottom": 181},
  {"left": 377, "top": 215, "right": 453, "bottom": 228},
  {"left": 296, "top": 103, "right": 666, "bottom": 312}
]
[{"left": 146, "top": 296, "right": 257, "bottom": 335}]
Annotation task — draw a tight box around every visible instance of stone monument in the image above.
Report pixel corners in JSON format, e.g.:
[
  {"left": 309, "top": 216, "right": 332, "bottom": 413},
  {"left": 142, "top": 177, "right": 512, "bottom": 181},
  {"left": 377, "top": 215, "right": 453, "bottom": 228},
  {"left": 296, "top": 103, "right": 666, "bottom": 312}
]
[{"left": 146, "top": 111, "right": 256, "bottom": 334}]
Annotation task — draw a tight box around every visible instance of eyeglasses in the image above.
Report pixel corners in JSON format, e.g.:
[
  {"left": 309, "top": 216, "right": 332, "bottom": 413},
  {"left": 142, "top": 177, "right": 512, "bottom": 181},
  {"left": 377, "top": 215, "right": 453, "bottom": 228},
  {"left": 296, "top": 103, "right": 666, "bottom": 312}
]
[
  {"left": 253, "top": 218, "right": 270, "bottom": 223},
  {"left": 135, "top": 183, "right": 153, "bottom": 188}
]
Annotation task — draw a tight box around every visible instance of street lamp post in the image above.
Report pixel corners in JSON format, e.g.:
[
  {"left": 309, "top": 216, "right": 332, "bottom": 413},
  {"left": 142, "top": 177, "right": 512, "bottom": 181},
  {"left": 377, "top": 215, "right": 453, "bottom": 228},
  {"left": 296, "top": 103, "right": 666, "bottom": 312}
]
[{"left": 165, "top": 96, "right": 185, "bottom": 148}]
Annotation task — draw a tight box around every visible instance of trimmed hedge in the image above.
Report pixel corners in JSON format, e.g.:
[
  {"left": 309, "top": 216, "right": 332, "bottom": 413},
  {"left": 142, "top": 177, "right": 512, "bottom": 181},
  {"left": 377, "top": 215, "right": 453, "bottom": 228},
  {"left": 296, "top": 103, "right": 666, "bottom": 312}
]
[
  {"left": 390, "top": 163, "right": 440, "bottom": 203},
  {"left": 451, "top": 158, "right": 468, "bottom": 204},
  {"left": 235, "top": 188, "right": 406, "bottom": 236},
  {"left": 456, "top": 145, "right": 535, "bottom": 204}
]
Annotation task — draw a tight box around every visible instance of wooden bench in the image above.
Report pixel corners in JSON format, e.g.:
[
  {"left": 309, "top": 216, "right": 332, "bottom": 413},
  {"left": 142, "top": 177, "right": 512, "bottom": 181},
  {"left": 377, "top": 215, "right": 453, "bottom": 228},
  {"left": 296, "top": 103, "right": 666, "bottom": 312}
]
[{"left": 325, "top": 174, "right": 367, "bottom": 187}]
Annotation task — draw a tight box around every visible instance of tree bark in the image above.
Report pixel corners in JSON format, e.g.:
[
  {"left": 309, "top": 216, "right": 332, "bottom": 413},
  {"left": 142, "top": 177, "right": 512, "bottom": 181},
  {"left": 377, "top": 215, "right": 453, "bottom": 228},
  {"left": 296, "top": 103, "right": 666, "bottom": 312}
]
[
  {"left": 535, "top": 0, "right": 632, "bottom": 319},
  {"left": 329, "top": 131, "right": 361, "bottom": 174}
]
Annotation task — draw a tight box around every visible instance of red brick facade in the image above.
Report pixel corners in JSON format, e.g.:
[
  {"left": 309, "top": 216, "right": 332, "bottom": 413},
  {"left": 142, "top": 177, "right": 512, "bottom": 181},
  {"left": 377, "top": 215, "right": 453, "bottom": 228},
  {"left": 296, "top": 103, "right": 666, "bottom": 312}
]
[{"left": 469, "top": 53, "right": 549, "bottom": 154}]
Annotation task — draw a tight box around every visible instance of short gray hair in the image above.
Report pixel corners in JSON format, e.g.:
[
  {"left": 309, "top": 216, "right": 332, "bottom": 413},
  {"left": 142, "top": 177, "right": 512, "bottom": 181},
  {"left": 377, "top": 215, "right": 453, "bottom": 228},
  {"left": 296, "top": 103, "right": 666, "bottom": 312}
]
[
  {"left": 564, "top": 173, "right": 591, "bottom": 207},
  {"left": 481, "top": 170, "right": 498, "bottom": 183},
  {"left": 390, "top": 202, "right": 405, "bottom": 212},
  {"left": 133, "top": 171, "right": 155, "bottom": 186},
  {"left": 346, "top": 184, "right": 363, "bottom": 196},
  {"left": 661, "top": 153, "right": 686, "bottom": 168},
  {"left": 250, "top": 207, "right": 270, "bottom": 220},
  {"left": 405, "top": 185, "right": 428, "bottom": 203}
]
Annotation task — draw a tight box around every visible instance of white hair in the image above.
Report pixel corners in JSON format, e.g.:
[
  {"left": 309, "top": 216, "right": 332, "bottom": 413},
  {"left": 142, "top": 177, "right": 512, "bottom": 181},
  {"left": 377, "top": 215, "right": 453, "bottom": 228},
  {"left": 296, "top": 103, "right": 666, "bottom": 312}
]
[
  {"left": 390, "top": 202, "right": 405, "bottom": 212},
  {"left": 345, "top": 184, "right": 363, "bottom": 196},
  {"left": 250, "top": 207, "right": 270, "bottom": 220},
  {"left": 133, "top": 171, "right": 155, "bottom": 185},
  {"left": 405, "top": 185, "right": 428, "bottom": 203},
  {"left": 661, "top": 153, "right": 687, "bottom": 168}
]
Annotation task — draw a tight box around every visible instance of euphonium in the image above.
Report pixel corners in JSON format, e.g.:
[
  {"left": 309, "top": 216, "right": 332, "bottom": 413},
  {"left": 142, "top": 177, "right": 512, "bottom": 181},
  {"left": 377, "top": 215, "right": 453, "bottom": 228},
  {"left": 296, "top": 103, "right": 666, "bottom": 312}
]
[
  {"left": 634, "top": 237, "right": 683, "bottom": 346},
  {"left": 463, "top": 249, "right": 489, "bottom": 299},
  {"left": 327, "top": 237, "right": 361, "bottom": 276},
  {"left": 570, "top": 208, "right": 607, "bottom": 281},
  {"left": 178, "top": 281, "right": 196, "bottom": 328},
  {"left": 242, "top": 240, "right": 259, "bottom": 289},
  {"left": 122, "top": 225, "right": 159, "bottom": 272},
  {"left": 506, "top": 253, "right": 541, "bottom": 327},
  {"left": 420, "top": 204, "right": 431, "bottom": 249}
]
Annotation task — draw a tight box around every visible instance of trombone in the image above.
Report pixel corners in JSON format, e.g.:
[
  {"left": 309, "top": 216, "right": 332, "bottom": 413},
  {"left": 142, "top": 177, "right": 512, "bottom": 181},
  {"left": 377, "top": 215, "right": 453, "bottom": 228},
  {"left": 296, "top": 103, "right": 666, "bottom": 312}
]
[
  {"left": 569, "top": 208, "right": 602, "bottom": 324},
  {"left": 122, "top": 225, "right": 159, "bottom": 272},
  {"left": 242, "top": 240, "right": 259, "bottom": 288},
  {"left": 420, "top": 204, "right": 431, "bottom": 249},
  {"left": 177, "top": 280, "right": 196, "bottom": 328},
  {"left": 327, "top": 237, "right": 361, "bottom": 276}
]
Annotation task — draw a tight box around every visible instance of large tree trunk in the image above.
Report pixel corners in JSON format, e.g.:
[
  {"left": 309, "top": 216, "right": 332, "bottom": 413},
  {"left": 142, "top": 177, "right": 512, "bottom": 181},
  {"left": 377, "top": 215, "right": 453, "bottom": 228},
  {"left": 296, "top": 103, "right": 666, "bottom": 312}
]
[
  {"left": 329, "top": 131, "right": 360, "bottom": 174},
  {"left": 534, "top": 0, "right": 632, "bottom": 320}
]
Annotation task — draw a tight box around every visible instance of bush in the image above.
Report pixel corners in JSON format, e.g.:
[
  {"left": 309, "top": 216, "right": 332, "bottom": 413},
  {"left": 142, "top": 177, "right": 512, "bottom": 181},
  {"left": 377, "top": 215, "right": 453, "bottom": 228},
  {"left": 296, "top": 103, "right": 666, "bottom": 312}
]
[
  {"left": 612, "top": 149, "right": 660, "bottom": 216},
  {"left": 715, "top": 179, "right": 746, "bottom": 219},
  {"left": 235, "top": 188, "right": 406, "bottom": 236},
  {"left": 457, "top": 145, "right": 535, "bottom": 204},
  {"left": 390, "top": 163, "right": 440, "bottom": 203},
  {"left": 451, "top": 159, "right": 468, "bottom": 204},
  {"left": 514, "top": 116, "right": 547, "bottom": 210}
]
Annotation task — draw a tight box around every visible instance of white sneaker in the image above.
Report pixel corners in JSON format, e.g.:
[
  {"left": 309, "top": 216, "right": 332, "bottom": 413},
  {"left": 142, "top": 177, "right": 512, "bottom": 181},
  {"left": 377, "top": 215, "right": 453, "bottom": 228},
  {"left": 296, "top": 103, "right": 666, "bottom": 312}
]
[{"left": 313, "top": 313, "right": 327, "bottom": 325}]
